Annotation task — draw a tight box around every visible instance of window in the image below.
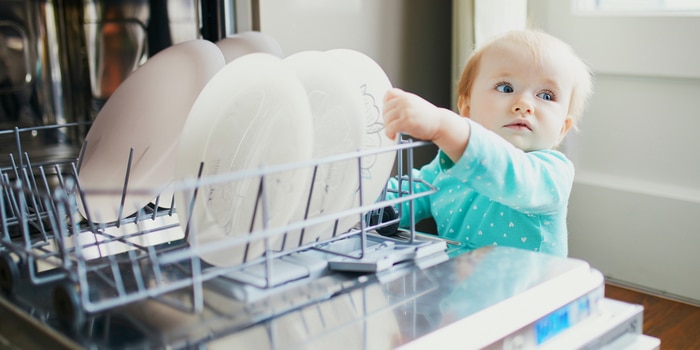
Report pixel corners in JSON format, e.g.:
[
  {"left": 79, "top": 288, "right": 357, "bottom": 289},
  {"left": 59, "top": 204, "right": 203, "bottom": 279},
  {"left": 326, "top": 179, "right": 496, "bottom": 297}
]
[{"left": 574, "top": 0, "right": 700, "bottom": 15}]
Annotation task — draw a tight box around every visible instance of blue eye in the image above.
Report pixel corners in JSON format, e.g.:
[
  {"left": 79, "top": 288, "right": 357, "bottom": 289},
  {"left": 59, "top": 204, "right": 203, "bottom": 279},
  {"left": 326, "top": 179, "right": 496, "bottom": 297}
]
[
  {"left": 537, "top": 91, "right": 555, "bottom": 101},
  {"left": 495, "top": 83, "right": 513, "bottom": 93}
]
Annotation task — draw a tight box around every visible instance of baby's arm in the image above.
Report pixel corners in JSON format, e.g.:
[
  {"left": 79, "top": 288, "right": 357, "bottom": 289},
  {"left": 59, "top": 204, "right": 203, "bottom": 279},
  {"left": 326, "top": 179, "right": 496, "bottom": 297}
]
[
  {"left": 383, "top": 88, "right": 470, "bottom": 162},
  {"left": 445, "top": 120, "right": 575, "bottom": 213}
]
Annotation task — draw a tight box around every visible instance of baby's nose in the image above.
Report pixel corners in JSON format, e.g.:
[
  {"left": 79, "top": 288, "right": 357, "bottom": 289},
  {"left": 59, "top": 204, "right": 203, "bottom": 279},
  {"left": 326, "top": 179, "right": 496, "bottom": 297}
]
[{"left": 512, "top": 99, "right": 534, "bottom": 114}]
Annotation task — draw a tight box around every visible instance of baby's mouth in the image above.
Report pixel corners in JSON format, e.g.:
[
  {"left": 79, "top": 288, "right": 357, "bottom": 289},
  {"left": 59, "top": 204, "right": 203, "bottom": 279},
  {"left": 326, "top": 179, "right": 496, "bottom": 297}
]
[{"left": 504, "top": 120, "right": 532, "bottom": 131}]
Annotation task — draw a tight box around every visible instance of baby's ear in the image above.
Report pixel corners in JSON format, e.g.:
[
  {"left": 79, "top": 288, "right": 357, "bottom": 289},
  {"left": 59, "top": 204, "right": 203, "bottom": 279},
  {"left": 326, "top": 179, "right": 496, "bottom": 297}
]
[
  {"left": 557, "top": 116, "right": 574, "bottom": 143},
  {"left": 457, "top": 95, "right": 470, "bottom": 117}
]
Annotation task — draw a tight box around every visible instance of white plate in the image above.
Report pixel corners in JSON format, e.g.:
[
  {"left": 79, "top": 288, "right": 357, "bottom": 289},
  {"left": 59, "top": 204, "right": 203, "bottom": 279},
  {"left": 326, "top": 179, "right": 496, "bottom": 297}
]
[
  {"left": 77, "top": 40, "right": 225, "bottom": 223},
  {"left": 325, "top": 49, "right": 396, "bottom": 232},
  {"left": 215, "top": 31, "right": 284, "bottom": 63},
  {"left": 175, "top": 53, "right": 313, "bottom": 267},
  {"left": 282, "top": 51, "right": 365, "bottom": 249},
  {"left": 156, "top": 33, "right": 284, "bottom": 210}
]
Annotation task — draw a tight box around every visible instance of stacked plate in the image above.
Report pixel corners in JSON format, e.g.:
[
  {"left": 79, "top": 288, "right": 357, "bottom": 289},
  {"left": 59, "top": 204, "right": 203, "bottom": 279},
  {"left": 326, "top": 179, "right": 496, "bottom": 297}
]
[{"left": 77, "top": 32, "right": 395, "bottom": 267}]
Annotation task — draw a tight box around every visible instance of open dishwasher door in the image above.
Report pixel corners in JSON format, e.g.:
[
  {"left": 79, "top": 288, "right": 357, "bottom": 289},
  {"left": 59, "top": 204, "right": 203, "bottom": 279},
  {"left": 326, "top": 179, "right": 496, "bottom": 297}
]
[
  {"left": 114, "top": 245, "right": 619, "bottom": 349},
  {"left": 1, "top": 244, "right": 659, "bottom": 349}
]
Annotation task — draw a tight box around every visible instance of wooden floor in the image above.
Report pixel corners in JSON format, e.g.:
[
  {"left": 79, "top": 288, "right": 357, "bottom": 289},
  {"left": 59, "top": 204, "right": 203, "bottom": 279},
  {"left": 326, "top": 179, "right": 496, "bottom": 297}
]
[{"left": 604, "top": 283, "right": 700, "bottom": 349}]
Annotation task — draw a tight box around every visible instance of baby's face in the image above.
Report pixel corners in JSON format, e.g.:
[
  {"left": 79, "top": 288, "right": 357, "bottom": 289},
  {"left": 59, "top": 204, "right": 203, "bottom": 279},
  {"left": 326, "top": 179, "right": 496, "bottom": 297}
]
[{"left": 459, "top": 42, "right": 575, "bottom": 151}]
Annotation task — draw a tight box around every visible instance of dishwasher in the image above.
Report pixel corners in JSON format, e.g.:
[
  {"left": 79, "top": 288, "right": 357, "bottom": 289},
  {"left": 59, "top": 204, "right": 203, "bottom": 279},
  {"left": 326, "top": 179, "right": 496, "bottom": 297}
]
[
  {"left": 0, "top": 121, "right": 659, "bottom": 349},
  {"left": 0, "top": 0, "right": 659, "bottom": 348}
]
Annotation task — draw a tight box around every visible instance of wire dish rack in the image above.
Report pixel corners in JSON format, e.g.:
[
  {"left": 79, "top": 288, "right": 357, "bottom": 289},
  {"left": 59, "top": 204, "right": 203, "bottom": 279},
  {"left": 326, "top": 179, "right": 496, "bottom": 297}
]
[{"left": 0, "top": 122, "right": 446, "bottom": 332}]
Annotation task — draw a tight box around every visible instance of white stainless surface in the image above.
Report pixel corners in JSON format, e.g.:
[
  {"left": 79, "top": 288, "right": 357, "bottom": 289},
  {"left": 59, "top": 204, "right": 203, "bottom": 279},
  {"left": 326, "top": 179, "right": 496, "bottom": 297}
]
[{"left": 0, "top": 246, "right": 607, "bottom": 349}]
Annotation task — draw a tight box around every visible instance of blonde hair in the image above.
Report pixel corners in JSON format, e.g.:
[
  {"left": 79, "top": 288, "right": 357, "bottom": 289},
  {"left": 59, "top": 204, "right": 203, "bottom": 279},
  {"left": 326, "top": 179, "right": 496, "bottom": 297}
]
[{"left": 457, "top": 29, "right": 593, "bottom": 128}]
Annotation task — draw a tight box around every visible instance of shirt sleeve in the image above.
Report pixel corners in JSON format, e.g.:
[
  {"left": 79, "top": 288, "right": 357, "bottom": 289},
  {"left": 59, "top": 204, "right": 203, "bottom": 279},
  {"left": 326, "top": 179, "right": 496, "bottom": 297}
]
[{"left": 441, "top": 119, "right": 575, "bottom": 215}]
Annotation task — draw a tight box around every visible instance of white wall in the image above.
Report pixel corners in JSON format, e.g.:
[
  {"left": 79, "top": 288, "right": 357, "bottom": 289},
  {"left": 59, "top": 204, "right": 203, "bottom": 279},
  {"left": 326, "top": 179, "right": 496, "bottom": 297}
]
[
  {"left": 529, "top": 0, "right": 700, "bottom": 304},
  {"left": 257, "top": 0, "right": 452, "bottom": 108},
  {"left": 258, "top": 0, "right": 403, "bottom": 87}
]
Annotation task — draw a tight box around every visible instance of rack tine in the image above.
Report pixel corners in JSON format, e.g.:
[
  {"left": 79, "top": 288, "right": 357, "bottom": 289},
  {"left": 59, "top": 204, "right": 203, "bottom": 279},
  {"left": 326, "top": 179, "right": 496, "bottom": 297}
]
[
  {"left": 27, "top": 172, "right": 49, "bottom": 243},
  {"left": 147, "top": 244, "right": 163, "bottom": 287},
  {"left": 16, "top": 186, "right": 33, "bottom": 251},
  {"left": 356, "top": 151, "right": 368, "bottom": 259},
  {"left": 71, "top": 161, "right": 101, "bottom": 236},
  {"left": 404, "top": 137, "right": 417, "bottom": 243},
  {"left": 53, "top": 164, "right": 70, "bottom": 196},
  {"left": 1, "top": 173, "right": 20, "bottom": 224},
  {"left": 0, "top": 182, "right": 10, "bottom": 241},
  {"left": 167, "top": 195, "right": 175, "bottom": 216},
  {"left": 116, "top": 148, "right": 135, "bottom": 227},
  {"left": 330, "top": 220, "right": 340, "bottom": 239},
  {"left": 38, "top": 167, "right": 55, "bottom": 210},
  {"left": 13, "top": 127, "right": 23, "bottom": 170},
  {"left": 150, "top": 196, "right": 160, "bottom": 221},
  {"left": 133, "top": 205, "right": 142, "bottom": 225},
  {"left": 299, "top": 164, "right": 320, "bottom": 247},
  {"left": 41, "top": 194, "right": 64, "bottom": 272},
  {"left": 8, "top": 153, "right": 20, "bottom": 187},
  {"left": 151, "top": 195, "right": 160, "bottom": 217},
  {"left": 20, "top": 164, "right": 50, "bottom": 241},
  {"left": 243, "top": 175, "right": 265, "bottom": 263},
  {"left": 260, "top": 171, "right": 274, "bottom": 289},
  {"left": 107, "top": 252, "right": 126, "bottom": 297},
  {"left": 183, "top": 161, "right": 205, "bottom": 242},
  {"left": 76, "top": 139, "right": 87, "bottom": 173},
  {"left": 21, "top": 153, "right": 42, "bottom": 209},
  {"left": 49, "top": 191, "right": 70, "bottom": 270}
]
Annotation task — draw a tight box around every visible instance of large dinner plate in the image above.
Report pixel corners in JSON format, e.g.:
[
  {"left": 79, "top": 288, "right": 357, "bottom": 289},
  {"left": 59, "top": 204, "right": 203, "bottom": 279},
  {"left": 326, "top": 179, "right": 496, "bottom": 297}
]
[
  {"left": 175, "top": 53, "right": 313, "bottom": 267},
  {"left": 325, "top": 49, "right": 396, "bottom": 232},
  {"left": 77, "top": 40, "right": 224, "bottom": 223},
  {"left": 282, "top": 51, "right": 365, "bottom": 250}
]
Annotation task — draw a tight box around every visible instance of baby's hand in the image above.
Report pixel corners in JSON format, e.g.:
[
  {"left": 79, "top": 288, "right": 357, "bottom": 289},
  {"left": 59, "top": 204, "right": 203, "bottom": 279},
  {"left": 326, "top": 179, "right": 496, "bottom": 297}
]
[
  {"left": 382, "top": 88, "right": 443, "bottom": 141},
  {"left": 382, "top": 88, "right": 471, "bottom": 162}
]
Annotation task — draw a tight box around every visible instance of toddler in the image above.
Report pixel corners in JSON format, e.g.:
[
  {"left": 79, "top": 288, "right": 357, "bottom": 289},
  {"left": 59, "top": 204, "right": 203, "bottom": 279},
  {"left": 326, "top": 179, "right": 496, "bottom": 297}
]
[{"left": 383, "top": 29, "right": 593, "bottom": 256}]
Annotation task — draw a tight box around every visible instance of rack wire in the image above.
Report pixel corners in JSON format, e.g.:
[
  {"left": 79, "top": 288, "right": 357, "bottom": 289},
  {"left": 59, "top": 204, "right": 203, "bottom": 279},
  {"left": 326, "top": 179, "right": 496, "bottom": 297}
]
[
  {"left": 0, "top": 122, "right": 443, "bottom": 331},
  {"left": 1, "top": 123, "right": 90, "bottom": 294}
]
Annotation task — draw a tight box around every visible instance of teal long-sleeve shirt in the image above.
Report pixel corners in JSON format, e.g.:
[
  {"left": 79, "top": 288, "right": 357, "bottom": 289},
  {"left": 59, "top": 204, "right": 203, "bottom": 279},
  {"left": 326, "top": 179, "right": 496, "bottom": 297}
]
[{"left": 387, "top": 119, "right": 574, "bottom": 256}]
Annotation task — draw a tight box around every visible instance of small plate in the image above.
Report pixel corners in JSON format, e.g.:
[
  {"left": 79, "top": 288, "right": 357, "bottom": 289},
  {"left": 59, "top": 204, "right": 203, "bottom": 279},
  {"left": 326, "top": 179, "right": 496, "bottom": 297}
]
[
  {"left": 175, "top": 53, "right": 313, "bottom": 267},
  {"left": 77, "top": 40, "right": 225, "bottom": 223},
  {"left": 282, "top": 51, "right": 365, "bottom": 249},
  {"left": 325, "top": 49, "right": 396, "bottom": 233}
]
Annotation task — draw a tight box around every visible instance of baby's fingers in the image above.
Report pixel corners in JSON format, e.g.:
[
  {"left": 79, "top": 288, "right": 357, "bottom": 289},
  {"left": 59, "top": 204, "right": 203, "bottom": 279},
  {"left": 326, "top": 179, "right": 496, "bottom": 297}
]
[
  {"left": 382, "top": 88, "right": 405, "bottom": 140},
  {"left": 383, "top": 87, "right": 404, "bottom": 104}
]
